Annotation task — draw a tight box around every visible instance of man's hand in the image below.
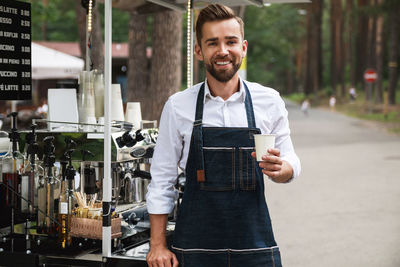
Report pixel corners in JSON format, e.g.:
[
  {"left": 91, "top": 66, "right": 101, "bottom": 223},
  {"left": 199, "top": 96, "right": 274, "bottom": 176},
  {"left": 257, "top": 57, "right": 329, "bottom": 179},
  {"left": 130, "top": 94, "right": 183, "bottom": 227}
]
[
  {"left": 251, "top": 148, "right": 293, "bottom": 183},
  {"left": 147, "top": 214, "right": 178, "bottom": 267},
  {"left": 146, "top": 245, "right": 178, "bottom": 267}
]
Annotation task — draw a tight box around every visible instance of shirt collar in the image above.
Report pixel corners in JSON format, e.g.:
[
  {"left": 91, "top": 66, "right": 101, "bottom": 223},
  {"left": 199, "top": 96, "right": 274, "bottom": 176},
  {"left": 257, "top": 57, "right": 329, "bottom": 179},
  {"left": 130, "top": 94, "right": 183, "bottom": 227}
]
[{"left": 203, "top": 77, "right": 246, "bottom": 104}]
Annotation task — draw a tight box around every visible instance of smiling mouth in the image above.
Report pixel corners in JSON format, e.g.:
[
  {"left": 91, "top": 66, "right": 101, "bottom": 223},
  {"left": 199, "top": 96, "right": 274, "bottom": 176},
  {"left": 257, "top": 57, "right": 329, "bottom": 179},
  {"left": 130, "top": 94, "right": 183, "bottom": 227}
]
[{"left": 215, "top": 61, "right": 231, "bottom": 66}]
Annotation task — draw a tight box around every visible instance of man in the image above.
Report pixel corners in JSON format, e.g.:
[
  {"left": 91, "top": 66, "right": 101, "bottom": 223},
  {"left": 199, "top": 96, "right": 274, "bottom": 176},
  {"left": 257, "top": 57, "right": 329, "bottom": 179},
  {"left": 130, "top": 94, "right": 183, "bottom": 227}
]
[{"left": 146, "top": 4, "right": 300, "bottom": 267}]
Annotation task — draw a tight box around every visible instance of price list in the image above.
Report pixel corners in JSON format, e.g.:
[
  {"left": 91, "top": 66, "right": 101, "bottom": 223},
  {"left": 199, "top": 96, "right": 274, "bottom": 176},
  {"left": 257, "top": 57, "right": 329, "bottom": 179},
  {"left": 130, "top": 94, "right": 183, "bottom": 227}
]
[{"left": 0, "top": 0, "right": 31, "bottom": 100}]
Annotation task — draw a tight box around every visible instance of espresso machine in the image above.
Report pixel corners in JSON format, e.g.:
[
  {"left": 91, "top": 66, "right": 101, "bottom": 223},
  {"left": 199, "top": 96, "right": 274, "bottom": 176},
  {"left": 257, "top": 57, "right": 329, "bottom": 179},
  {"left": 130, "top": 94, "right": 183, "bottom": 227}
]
[{"left": 0, "top": 117, "right": 163, "bottom": 265}]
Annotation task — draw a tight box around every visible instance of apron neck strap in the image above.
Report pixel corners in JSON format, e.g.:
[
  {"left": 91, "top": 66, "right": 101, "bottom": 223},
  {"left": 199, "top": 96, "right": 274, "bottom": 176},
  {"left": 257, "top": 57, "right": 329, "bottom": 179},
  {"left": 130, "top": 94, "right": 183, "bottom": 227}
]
[
  {"left": 243, "top": 82, "right": 256, "bottom": 129},
  {"left": 193, "top": 81, "right": 256, "bottom": 183},
  {"left": 194, "top": 81, "right": 256, "bottom": 128}
]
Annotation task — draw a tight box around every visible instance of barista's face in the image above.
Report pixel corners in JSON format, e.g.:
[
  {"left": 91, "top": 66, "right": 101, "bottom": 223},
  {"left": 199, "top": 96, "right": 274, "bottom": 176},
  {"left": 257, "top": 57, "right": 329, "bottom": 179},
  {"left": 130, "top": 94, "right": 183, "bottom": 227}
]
[{"left": 195, "top": 18, "right": 247, "bottom": 83}]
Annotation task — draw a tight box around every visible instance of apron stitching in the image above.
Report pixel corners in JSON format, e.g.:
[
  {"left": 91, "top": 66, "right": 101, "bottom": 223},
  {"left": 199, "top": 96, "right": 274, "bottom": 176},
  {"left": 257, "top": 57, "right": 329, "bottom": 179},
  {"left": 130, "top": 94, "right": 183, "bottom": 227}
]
[
  {"left": 181, "top": 250, "right": 184, "bottom": 267},
  {"left": 203, "top": 147, "right": 234, "bottom": 150},
  {"left": 272, "top": 248, "right": 276, "bottom": 267},
  {"left": 239, "top": 148, "right": 242, "bottom": 189},
  {"left": 171, "top": 246, "right": 279, "bottom": 252},
  {"left": 249, "top": 152, "right": 252, "bottom": 190},
  {"left": 228, "top": 249, "right": 231, "bottom": 267},
  {"left": 232, "top": 149, "right": 235, "bottom": 189},
  {"left": 246, "top": 153, "right": 250, "bottom": 190},
  {"left": 196, "top": 128, "right": 200, "bottom": 174},
  {"left": 252, "top": 154, "right": 256, "bottom": 189}
]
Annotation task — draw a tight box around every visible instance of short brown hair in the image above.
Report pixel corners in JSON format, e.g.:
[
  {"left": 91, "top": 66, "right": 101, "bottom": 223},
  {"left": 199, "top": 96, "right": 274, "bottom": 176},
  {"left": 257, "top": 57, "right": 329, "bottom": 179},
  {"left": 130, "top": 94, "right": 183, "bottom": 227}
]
[{"left": 195, "top": 4, "right": 244, "bottom": 46}]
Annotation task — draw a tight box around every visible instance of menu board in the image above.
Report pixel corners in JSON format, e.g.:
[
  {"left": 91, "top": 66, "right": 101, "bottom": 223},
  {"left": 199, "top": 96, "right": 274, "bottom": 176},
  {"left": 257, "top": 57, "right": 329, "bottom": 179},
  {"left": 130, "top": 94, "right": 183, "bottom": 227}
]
[{"left": 0, "top": 0, "right": 31, "bottom": 100}]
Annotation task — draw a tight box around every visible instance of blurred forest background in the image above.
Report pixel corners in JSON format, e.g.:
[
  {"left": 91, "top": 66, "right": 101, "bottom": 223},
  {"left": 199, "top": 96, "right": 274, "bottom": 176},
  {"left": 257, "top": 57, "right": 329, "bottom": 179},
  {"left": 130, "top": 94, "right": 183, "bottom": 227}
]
[{"left": 25, "top": 0, "right": 400, "bottom": 124}]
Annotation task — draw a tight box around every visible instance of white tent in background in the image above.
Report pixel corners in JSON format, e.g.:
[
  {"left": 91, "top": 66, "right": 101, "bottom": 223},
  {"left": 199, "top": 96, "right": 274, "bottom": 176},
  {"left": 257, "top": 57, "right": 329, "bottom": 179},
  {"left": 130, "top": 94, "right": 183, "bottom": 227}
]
[{"left": 32, "top": 42, "right": 84, "bottom": 79}]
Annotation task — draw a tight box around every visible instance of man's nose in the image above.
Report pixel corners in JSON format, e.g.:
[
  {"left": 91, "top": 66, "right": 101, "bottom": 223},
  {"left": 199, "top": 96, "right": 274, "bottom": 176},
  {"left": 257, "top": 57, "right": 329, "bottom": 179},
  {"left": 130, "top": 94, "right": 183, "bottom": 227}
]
[{"left": 216, "top": 43, "right": 229, "bottom": 55}]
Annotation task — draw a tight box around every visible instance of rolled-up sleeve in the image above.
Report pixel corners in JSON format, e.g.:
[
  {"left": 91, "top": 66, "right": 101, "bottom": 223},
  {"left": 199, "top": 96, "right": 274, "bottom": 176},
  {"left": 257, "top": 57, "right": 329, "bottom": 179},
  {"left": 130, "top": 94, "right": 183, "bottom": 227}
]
[
  {"left": 271, "top": 96, "right": 301, "bottom": 180},
  {"left": 146, "top": 98, "right": 181, "bottom": 214}
]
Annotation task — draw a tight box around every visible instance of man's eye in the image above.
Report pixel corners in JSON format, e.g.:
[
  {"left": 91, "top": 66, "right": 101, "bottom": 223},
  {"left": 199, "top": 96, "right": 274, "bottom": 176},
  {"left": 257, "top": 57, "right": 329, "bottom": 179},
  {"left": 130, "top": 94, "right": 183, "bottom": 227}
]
[
  {"left": 208, "top": 42, "right": 216, "bottom": 46},
  {"left": 228, "top": 41, "right": 236, "bottom": 45}
]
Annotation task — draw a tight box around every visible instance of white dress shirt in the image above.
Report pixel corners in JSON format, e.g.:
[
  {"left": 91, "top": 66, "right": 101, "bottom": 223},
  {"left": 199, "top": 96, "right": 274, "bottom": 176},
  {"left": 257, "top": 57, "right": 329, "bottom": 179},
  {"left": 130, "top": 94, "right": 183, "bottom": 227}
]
[{"left": 146, "top": 78, "right": 301, "bottom": 214}]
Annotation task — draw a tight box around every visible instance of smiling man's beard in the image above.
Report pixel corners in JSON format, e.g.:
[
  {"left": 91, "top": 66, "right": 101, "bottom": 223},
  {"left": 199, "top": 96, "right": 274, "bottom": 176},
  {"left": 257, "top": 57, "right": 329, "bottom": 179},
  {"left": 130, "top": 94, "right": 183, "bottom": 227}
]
[{"left": 204, "top": 56, "right": 242, "bottom": 83}]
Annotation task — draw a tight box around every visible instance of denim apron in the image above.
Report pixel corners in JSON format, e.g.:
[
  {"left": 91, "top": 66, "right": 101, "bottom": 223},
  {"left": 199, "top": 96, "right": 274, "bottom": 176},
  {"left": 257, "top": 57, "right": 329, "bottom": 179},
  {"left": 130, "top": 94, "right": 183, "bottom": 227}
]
[{"left": 171, "top": 82, "right": 282, "bottom": 267}]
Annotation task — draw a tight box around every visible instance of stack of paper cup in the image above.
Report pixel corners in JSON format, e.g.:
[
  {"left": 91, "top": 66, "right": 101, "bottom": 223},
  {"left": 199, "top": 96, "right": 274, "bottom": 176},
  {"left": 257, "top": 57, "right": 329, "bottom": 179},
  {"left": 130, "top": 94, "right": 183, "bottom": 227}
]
[
  {"left": 111, "top": 84, "right": 125, "bottom": 122},
  {"left": 78, "top": 71, "right": 95, "bottom": 123},
  {"left": 125, "top": 102, "right": 142, "bottom": 129},
  {"left": 94, "top": 72, "right": 104, "bottom": 119},
  {"left": 83, "top": 116, "right": 97, "bottom": 132}
]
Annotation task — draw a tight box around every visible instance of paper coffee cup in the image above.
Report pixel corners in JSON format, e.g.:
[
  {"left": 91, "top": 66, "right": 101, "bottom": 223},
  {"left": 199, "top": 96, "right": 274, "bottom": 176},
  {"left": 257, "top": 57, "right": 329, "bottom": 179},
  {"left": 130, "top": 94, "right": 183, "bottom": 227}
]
[
  {"left": 254, "top": 134, "right": 275, "bottom": 161},
  {"left": 111, "top": 84, "right": 124, "bottom": 121},
  {"left": 125, "top": 102, "right": 142, "bottom": 129}
]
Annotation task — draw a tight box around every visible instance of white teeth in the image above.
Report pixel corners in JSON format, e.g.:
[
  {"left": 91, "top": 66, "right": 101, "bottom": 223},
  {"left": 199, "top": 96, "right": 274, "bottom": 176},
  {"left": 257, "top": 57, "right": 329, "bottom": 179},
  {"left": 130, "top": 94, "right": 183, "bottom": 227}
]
[{"left": 216, "top": 61, "right": 230, "bottom": 65}]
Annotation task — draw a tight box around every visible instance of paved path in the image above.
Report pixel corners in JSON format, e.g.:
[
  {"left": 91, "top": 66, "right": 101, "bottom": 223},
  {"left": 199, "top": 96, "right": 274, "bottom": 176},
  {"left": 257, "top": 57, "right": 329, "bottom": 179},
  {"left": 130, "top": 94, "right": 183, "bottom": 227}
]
[{"left": 266, "top": 101, "right": 400, "bottom": 267}]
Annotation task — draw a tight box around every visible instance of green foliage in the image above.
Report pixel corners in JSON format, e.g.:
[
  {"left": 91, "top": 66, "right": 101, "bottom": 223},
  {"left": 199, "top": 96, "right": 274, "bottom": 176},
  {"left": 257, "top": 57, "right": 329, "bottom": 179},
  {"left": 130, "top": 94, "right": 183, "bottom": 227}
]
[
  {"left": 112, "top": 8, "right": 130, "bottom": 43},
  {"left": 29, "top": 0, "right": 130, "bottom": 43},
  {"left": 321, "top": 1, "right": 331, "bottom": 89},
  {"left": 286, "top": 92, "right": 306, "bottom": 103},
  {"left": 244, "top": 5, "right": 305, "bottom": 92},
  {"left": 29, "top": 0, "right": 79, "bottom": 41},
  {"left": 97, "top": 3, "right": 130, "bottom": 43}
]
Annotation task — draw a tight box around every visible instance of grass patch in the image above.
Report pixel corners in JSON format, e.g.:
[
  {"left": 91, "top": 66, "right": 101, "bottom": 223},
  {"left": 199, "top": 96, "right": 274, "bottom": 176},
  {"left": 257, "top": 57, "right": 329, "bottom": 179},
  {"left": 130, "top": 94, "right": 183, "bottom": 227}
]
[
  {"left": 358, "top": 111, "right": 398, "bottom": 122},
  {"left": 286, "top": 92, "right": 305, "bottom": 103},
  {"left": 389, "top": 127, "right": 400, "bottom": 134}
]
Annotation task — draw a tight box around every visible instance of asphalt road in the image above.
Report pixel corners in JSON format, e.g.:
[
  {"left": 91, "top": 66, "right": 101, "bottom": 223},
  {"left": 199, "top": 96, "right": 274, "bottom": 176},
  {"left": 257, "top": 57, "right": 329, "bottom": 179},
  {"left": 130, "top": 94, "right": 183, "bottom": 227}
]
[{"left": 266, "top": 101, "right": 400, "bottom": 267}]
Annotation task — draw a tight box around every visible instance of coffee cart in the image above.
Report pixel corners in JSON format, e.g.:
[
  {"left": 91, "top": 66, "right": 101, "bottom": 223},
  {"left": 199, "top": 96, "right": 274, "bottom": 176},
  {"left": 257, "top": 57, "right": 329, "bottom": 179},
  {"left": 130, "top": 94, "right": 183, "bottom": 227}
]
[{"left": 0, "top": 0, "right": 310, "bottom": 266}]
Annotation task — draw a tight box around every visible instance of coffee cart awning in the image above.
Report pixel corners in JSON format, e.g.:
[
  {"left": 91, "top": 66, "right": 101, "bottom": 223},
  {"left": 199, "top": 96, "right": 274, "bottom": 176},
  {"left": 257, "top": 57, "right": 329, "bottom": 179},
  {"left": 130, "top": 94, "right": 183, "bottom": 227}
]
[
  {"left": 100, "top": 0, "right": 311, "bottom": 12},
  {"left": 32, "top": 42, "right": 84, "bottom": 80},
  {"left": 146, "top": 0, "right": 311, "bottom": 10}
]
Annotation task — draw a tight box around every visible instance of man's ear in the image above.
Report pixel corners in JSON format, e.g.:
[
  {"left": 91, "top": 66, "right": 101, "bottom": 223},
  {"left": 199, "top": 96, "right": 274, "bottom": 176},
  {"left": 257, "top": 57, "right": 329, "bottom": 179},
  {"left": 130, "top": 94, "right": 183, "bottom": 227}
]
[
  {"left": 242, "top": 40, "right": 248, "bottom": 57},
  {"left": 195, "top": 44, "right": 203, "bottom": 61}
]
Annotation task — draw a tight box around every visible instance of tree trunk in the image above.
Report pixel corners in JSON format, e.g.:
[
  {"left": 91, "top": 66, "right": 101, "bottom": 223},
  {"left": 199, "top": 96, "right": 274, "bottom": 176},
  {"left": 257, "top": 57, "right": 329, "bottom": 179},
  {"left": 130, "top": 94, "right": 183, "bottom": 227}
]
[
  {"left": 355, "top": 0, "right": 369, "bottom": 87},
  {"left": 304, "top": 4, "right": 313, "bottom": 95},
  {"left": 91, "top": 3, "right": 104, "bottom": 71},
  {"left": 149, "top": 10, "right": 182, "bottom": 121},
  {"left": 374, "top": 0, "right": 384, "bottom": 103},
  {"left": 364, "top": 0, "right": 377, "bottom": 101},
  {"left": 74, "top": 0, "right": 103, "bottom": 71},
  {"left": 387, "top": 4, "right": 400, "bottom": 104},
  {"left": 74, "top": 0, "right": 86, "bottom": 60},
  {"left": 337, "top": 2, "right": 345, "bottom": 97},
  {"left": 345, "top": 0, "right": 356, "bottom": 87},
  {"left": 330, "top": 0, "right": 336, "bottom": 95},
  {"left": 126, "top": 13, "right": 149, "bottom": 108},
  {"left": 366, "top": 2, "right": 377, "bottom": 69},
  {"left": 313, "top": 0, "right": 323, "bottom": 95},
  {"left": 303, "top": 0, "right": 322, "bottom": 96},
  {"left": 331, "top": 0, "right": 344, "bottom": 97}
]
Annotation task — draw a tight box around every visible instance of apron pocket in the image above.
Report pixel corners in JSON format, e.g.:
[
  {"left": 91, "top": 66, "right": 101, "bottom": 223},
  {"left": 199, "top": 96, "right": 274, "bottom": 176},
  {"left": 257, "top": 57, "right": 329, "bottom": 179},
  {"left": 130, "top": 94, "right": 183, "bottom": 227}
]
[
  {"left": 201, "top": 147, "right": 235, "bottom": 191},
  {"left": 238, "top": 147, "right": 256, "bottom": 191}
]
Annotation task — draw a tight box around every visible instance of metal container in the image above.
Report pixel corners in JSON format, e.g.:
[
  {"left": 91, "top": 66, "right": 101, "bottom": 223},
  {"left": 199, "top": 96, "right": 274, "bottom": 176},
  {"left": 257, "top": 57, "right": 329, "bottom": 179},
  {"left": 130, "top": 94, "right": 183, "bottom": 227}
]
[{"left": 123, "top": 172, "right": 145, "bottom": 203}]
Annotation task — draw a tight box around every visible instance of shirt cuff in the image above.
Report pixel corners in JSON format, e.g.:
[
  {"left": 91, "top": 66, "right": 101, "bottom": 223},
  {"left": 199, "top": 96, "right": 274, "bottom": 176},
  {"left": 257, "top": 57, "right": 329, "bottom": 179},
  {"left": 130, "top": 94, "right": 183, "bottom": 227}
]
[
  {"left": 145, "top": 185, "right": 179, "bottom": 214},
  {"left": 281, "top": 153, "right": 301, "bottom": 181}
]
